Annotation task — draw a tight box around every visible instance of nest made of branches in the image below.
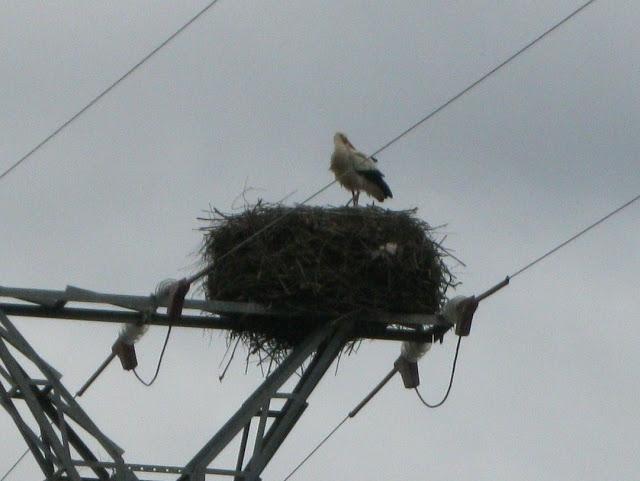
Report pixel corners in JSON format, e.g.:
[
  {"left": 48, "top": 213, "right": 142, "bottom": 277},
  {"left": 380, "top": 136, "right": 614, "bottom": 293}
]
[{"left": 200, "top": 203, "right": 457, "bottom": 366}]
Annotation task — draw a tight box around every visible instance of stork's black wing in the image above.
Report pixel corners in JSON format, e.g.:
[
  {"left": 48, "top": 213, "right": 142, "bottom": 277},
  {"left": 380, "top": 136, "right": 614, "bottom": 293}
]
[{"left": 356, "top": 169, "right": 393, "bottom": 199}]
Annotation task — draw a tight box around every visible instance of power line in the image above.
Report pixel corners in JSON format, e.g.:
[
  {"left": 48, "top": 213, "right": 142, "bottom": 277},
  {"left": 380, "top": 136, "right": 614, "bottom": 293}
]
[
  {"left": 2, "top": 3, "right": 224, "bottom": 471},
  {"left": 0, "top": 451, "right": 29, "bottom": 481},
  {"left": 1, "top": 2, "right": 602, "bottom": 478},
  {"left": 282, "top": 334, "right": 463, "bottom": 480},
  {"left": 194, "top": 2, "right": 609, "bottom": 468},
  {"left": 187, "top": 0, "right": 597, "bottom": 286},
  {"left": 0, "top": 0, "right": 596, "bottom": 184},
  {"left": 282, "top": 415, "right": 350, "bottom": 481},
  {"left": 370, "top": 0, "right": 597, "bottom": 158},
  {"left": 509, "top": 192, "right": 640, "bottom": 279},
  {"left": 0, "top": 0, "right": 223, "bottom": 183},
  {"left": 1, "top": 385, "right": 85, "bottom": 481},
  {"left": 0, "top": 324, "right": 174, "bottom": 479},
  {"left": 280, "top": 187, "right": 640, "bottom": 480},
  {"left": 185, "top": 180, "right": 338, "bottom": 285},
  {"left": 282, "top": 365, "right": 400, "bottom": 481},
  {"left": 2, "top": 325, "right": 175, "bottom": 480},
  {"left": 414, "top": 336, "right": 462, "bottom": 408}
]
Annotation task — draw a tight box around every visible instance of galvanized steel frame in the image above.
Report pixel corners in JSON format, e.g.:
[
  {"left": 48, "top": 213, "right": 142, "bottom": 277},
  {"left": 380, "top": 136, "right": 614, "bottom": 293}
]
[
  {"left": 0, "top": 284, "right": 448, "bottom": 480},
  {"left": 0, "top": 308, "right": 135, "bottom": 481},
  {"left": 0, "top": 285, "right": 447, "bottom": 343}
]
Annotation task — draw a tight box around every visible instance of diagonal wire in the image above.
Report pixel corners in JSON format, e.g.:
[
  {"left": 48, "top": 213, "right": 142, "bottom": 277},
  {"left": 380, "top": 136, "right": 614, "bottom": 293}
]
[
  {"left": 370, "top": 0, "right": 597, "bottom": 158},
  {"left": 282, "top": 334, "right": 464, "bottom": 480},
  {"left": 1, "top": 2, "right": 600, "bottom": 479},
  {"left": 0, "top": 450, "right": 29, "bottom": 481},
  {"left": 0, "top": 0, "right": 223, "bottom": 183},
  {"left": 414, "top": 191, "right": 640, "bottom": 410},
  {"left": 282, "top": 415, "right": 350, "bottom": 481},
  {"left": 185, "top": 180, "right": 337, "bottom": 284},
  {"left": 187, "top": 0, "right": 597, "bottom": 286},
  {"left": 0, "top": 388, "right": 84, "bottom": 481},
  {"left": 2, "top": 1, "right": 224, "bottom": 471},
  {"left": 509, "top": 192, "right": 640, "bottom": 279},
  {"left": 2, "top": 322, "right": 176, "bottom": 478}
]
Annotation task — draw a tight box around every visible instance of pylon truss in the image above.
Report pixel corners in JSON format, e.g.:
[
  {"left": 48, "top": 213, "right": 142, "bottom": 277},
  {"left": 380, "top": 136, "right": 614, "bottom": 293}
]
[
  {"left": 0, "top": 285, "right": 450, "bottom": 480},
  {"left": 0, "top": 309, "right": 135, "bottom": 481},
  {"left": 0, "top": 285, "right": 447, "bottom": 343}
]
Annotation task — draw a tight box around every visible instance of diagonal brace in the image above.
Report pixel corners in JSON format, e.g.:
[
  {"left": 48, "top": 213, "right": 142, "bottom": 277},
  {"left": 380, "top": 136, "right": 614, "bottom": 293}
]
[{"left": 178, "top": 320, "right": 353, "bottom": 480}]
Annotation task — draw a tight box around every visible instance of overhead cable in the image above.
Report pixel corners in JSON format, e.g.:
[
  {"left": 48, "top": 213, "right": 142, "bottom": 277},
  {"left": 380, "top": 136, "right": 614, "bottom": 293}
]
[
  {"left": 282, "top": 415, "right": 350, "bottom": 481},
  {"left": 1, "top": 2, "right": 602, "bottom": 480},
  {"left": 509, "top": 191, "right": 640, "bottom": 279},
  {"left": 0, "top": 0, "right": 223, "bottom": 183},
  {"left": 187, "top": 0, "right": 598, "bottom": 286},
  {"left": 282, "top": 365, "right": 400, "bottom": 481},
  {"left": 370, "top": 0, "right": 597, "bottom": 158}
]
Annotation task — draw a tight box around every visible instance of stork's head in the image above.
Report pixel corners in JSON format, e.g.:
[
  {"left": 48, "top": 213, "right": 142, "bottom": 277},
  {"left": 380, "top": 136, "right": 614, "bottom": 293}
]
[{"left": 333, "top": 132, "right": 355, "bottom": 150}]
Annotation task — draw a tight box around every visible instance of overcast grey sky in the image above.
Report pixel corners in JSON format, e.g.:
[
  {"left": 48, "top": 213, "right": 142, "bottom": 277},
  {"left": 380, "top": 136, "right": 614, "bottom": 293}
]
[{"left": 2, "top": 1, "right": 640, "bottom": 480}]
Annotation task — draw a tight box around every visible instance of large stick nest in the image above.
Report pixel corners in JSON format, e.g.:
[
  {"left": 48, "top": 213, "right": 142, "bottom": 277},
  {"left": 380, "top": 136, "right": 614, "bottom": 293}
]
[{"left": 200, "top": 203, "right": 457, "bottom": 364}]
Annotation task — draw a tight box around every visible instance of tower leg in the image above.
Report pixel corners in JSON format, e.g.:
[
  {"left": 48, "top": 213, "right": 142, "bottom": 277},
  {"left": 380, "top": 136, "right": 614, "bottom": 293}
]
[{"left": 178, "top": 320, "right": 354, "bottom": 480}]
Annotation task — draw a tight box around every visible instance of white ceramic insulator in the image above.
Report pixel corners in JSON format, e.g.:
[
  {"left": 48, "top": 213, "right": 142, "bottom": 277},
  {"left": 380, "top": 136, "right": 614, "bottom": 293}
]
[
  {"left": 118, "top": 323, "right": 148, "bottom": 345},
  {"left": 155, "top": 278, "right": 177, "bottom": 300},
  {"left": 440, "top": 295, "right": 468, "bottom": 328},
  {"left": 401, "top": 339, "right": 432, "bottom": 363},
  {"left": 399, "top": 295, "right": 473, "bottom": 362}
]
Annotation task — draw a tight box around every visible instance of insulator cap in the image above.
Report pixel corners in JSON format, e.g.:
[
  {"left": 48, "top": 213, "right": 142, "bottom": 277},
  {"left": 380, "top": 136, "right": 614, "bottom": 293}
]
[
  {"left": 394, "top": 356, "right": 420, "bottom": 388},
  {"left": 111, "top": 339, "right": 138, "bottom": 370},
  {"left": 442, "top": 296, "right": 479, "bottom": 336}
]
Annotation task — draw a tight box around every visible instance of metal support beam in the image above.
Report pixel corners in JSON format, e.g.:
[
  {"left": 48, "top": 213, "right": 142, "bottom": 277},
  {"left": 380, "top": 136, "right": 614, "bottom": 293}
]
[
  {"left": 177, "top": 320, "right": 353, "bottom": 480},
  {"left": 234, "top": 424, "right": 251, "bottom": 481},
  {"left": 0, "top": 380, "right": 53, "bottom": 476},
  {"left": 1, "top": 284, "right": 448, "bottom": 481},
  {"left": 0, "top": 285, "right": 446, "bottom": 335},
  {"left": 242, "top": 321, "right": 353, "bottom": 481},
  {"left": 0, "top": 308, "right": 137, "bottom": 481},
  {"left": 0, "top": 302, "right": 443, "bottom": 343}
]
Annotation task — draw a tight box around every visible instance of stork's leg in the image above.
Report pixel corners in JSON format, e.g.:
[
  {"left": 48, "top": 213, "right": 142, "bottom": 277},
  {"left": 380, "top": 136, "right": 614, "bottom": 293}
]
[
  {"left": 349, "top": 190, "right": 357, "bottom": 207},
  {"left": 354, "top": 191, "right": 360, "bottom": 207}
]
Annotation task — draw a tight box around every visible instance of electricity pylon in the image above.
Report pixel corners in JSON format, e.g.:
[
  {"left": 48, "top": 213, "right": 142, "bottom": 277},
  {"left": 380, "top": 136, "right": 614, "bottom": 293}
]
[{"left": 0, "top": 285, "right": 447, "bottom": 480}]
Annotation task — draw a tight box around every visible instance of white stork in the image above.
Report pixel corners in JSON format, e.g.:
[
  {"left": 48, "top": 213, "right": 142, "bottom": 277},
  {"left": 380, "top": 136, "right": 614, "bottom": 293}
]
[{"left": 330, "top": 132, "right": 393, "bottom": 206}]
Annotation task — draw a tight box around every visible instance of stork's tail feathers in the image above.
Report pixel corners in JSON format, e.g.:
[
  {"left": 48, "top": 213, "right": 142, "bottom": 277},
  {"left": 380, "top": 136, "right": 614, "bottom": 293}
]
[
  {"left": 357, "top": 169, "right": 393, "bottom": 201},
  {"left": 380, "top": 178, "right": 393, "bottom": 199}
]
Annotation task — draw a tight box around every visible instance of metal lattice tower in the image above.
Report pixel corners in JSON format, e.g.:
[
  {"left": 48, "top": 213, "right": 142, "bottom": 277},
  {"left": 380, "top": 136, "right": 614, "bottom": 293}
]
[
  {"left": 0, "top": 285, "right": 449, "bottom": 480},
  {"left": 0, "top": 309, "right": 135, "bottom": 481}
]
